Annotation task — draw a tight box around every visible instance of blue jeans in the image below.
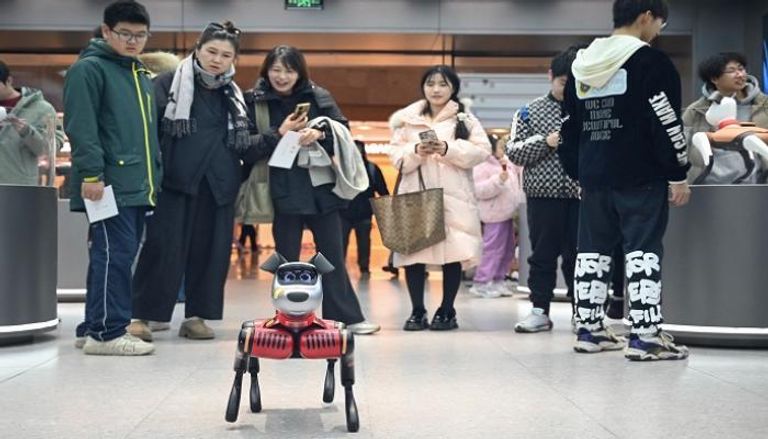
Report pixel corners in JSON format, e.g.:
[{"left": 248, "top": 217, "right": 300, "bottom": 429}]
[{"left": 76, "top": 206, "right": 147, "bottom": 341}]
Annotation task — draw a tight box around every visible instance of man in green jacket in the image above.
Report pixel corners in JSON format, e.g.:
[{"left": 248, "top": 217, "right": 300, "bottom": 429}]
[
  {"left": 64, "top": 0, "right": 161, "bottom": 356},
  {"left": 0, "top": 60, "right": 58, "bottom": 186}
]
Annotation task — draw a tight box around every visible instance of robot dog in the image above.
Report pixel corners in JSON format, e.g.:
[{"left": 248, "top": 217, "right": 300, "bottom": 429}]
[
  {"left": 225, "top": 253, "right": 359, "bottom": 432},
  {"left": 691, "top": 96, "right": 768, "bottom": 184}
]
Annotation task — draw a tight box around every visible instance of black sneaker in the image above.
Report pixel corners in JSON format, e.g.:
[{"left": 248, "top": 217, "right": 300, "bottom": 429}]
[
  {"left": 403, "top": 310, "right": 429, "bottom": 331},
  {"left": 429, "top": 308, "right": 458, "bottom": 331},
  {"left": 625, "top": 331, "right": 689, "bottom": 361}
]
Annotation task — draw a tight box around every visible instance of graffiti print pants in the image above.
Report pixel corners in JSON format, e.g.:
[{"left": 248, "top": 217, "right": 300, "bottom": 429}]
[{"left": 574, "top": 181, "right": 669, "bottom": 335}]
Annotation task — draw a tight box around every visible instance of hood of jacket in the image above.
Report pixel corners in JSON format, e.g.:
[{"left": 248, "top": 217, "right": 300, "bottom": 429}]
[
  {"left": 700, "top": 75, "right": 763, "bottom": 104},
  {"left": 571, "top": 34, "right": 648, "bottom": 88},
  {"left": 14, "top": 87, "right": 46, "bottom": 112},
  {"left": 389, "top": 99, "right": 459, "bottom": 130}
]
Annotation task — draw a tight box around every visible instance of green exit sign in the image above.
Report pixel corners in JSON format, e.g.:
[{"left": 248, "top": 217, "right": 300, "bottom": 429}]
[{"left": 285, "top": 0, "right": 324, "bottom": 9}]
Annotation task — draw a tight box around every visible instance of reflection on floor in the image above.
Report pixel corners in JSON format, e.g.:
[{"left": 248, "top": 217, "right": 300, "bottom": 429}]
[{"left": 2, "top": 248, "right": 768, "bottom": 438}]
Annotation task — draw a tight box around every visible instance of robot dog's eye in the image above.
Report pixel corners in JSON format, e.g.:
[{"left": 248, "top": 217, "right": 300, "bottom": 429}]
[
  {"left": 299, "top": 271, "right": 313, "bottom": 282},
  {"left": 282, "top": 272, "right": 297, "bottom": 282}
]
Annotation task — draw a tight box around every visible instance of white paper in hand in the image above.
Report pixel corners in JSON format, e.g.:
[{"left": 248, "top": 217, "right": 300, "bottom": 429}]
[
  {"left": 83, "top": 185, "right": 119, "bottom": 223},
  {"left": 268, "top": 131, "right": 302, "bottom": 169}
]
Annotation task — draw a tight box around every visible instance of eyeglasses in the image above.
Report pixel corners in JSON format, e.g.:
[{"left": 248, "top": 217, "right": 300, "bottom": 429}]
[
  {"left": 660, "top": 21, "right": 668, "bottom": 30},
  {"left": 205, "top": 22, "right": 242, "bottom": 37},
  {"left": 110, "top": 28, "right": 151, "bottom": 43}
]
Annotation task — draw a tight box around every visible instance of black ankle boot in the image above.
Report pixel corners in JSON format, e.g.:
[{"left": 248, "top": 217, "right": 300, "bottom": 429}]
[
  {"left": 403, "top": 309, "right": 429, "bottom": 331},
  {"left": 429, "top": 307, "right": 458, "bottom": 331}
]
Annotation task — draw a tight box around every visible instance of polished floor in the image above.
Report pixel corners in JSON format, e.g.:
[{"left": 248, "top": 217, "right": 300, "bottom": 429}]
[{"left": 2, "top": 250, "right": 768, "bottom": 438}]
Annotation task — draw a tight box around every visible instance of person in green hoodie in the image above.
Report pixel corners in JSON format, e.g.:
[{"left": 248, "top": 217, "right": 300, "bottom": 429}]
[
  {"left": 63, "top": 0, "right": 160, "bottom": 356},
  {"left": 0, "top": 60, "right": 58, "bottom": 186}
]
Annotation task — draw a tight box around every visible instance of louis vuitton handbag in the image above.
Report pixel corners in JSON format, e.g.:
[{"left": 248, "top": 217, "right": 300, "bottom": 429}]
[{"left": 370, "top": 165, "right": 446, "bottom": 255}]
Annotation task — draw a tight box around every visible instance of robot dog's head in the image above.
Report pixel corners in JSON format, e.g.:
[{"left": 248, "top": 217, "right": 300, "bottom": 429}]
[{"left": 260, "top": 253, "right": 335, "bottom": 316}]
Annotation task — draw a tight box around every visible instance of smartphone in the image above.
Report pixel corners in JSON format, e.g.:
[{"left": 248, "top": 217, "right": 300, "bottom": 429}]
[
  {"left": 293, "top": 102, "right": 311, "bottom": 119},
  {"left": 418, "top": 129, "right": 438, "bottom": 143}
]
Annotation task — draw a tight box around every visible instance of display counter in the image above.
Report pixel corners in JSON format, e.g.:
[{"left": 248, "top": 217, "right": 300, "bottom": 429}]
[
  {"left": 662, "top": 185, "right": 768, "bottom": 347},
  {"left": 0, "top": 185, "right": 58, "bottom": 343}
]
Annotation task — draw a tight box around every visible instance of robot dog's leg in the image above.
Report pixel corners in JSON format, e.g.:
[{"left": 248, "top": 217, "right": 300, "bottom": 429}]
[
  {"left": 323, "top": 359, "right": 337, "bottom": 403},
  {"left": 341, "top": 332, "right": 359, "bottom": 432},
  {"left": 248, "top": 357, "right": 262, "bottom": 413},
  {"left": 225, "top": 324, "right": 252, "bottom": 423}
]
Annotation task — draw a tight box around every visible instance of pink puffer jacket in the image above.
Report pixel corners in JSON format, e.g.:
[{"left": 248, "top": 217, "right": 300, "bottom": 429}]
[{"left": 472, "top": 156, "right": 524, "bottom": 223}]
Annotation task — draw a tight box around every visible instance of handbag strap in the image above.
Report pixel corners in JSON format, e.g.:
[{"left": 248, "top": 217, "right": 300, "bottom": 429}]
[
  {"left": 394, "top": 162, "right": 427, "bottom": 194},
  {"left": 254, "top": 100, "right": 271, "bottom": 135}
]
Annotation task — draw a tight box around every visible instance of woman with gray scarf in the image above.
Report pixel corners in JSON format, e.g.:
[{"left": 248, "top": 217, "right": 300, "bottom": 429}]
[{"left": 129, "top": 21, "right": 269, "bottom": 341}]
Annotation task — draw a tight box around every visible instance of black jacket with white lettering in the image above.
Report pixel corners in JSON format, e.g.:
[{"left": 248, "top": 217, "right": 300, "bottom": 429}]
[{"left": 558, "top": 46, "right": 690, "bottom": 189}]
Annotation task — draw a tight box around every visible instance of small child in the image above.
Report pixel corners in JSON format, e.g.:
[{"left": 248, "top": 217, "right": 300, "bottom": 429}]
[{"left": 470, "top": 136, "right": 524, "bottom": 298}]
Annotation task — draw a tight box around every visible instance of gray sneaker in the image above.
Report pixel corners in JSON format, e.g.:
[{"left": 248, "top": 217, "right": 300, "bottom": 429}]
[
  {"left": 178, "top": 318, "right": 215, "bottom": 339},
  {"left": 74, "top": 337, "right": 86, "bottom": 349},
  {"left": 625, "top": 331, "right": 689, "bottom": 361},
  {"left": 83, "top": 333, "right": 155, "bottom": 356},
  {"left": 514, "top": 308, "right": 553, "bottom": 333}
]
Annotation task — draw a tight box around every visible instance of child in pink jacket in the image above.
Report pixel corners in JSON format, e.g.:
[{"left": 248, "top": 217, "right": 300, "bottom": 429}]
[{"left": 471, "top": 137, "right": 524, "bottom": 298}]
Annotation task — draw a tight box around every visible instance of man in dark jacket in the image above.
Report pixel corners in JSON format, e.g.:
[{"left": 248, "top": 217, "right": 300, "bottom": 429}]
[
  {"left": 560, "top": 0, "right": 690, "bottom": 361},
  {"left": 63, "top": 1, "right": 160, "bottom": 355}
]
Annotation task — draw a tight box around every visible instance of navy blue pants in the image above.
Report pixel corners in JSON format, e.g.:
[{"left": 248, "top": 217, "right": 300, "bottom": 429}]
[
  {"left": 573, "top": 181, "right": 668, "bottom": 335},
  {"left": 77, "top": 207, "right": 147, "bottom": 341}
]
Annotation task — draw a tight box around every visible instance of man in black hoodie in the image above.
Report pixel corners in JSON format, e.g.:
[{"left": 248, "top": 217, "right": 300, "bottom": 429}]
[{"left": 559, "top": 0, "right": 690, "bottom": 361}]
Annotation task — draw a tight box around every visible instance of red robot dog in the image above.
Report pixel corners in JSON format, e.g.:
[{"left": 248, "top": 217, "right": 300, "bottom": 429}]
[{"left": 225, "top": 252, "right": 359, "bottom": 432}]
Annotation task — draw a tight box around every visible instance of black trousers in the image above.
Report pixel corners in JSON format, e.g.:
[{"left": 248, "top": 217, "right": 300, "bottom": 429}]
[
  {"left": 132, "top": 179, "right": 234, "bottom": 321},
  {"left": 341, "top": 217, "right": 372, "bottom": 271},
  {"left": 574, "top": 181, "right": 668, "bottom": 334},
  {"left": 238, "top": 224, "right": 258, "bottom": 250},
  {"left": 272, "top": 210, "right": 365, "bottom": 324},
  {"left": 526, "top": 197, "right": 579, "bottom": 314}
]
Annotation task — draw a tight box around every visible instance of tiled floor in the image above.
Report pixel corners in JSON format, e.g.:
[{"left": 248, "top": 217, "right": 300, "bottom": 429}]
[{"left": 2, "top": 251, "right": 768, "bottom": 438}]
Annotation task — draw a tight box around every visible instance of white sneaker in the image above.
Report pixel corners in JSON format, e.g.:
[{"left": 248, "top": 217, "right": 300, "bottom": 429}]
[
  {"left": 83, "top": 333, "right": 155, "bottom": 356},
  {"left": 514, "top": 308, "right": 553, "bottom": 333},
  {"left": 469, "top": 282, "right": 501, "bottom": 298},
  {"left": 491, "top": 280, "right": 514, "bottom": 297},
  {"left": 347, "top": 321, "right": 381, "bottom": 335}
]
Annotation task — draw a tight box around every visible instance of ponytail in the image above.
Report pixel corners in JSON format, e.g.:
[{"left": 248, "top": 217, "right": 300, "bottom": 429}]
[{"left": 454, "top": 100, "right": 470, "bottom": 140}]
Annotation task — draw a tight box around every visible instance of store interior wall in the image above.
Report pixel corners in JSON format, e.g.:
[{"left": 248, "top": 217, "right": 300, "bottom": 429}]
[{"left": 2, "top": 0, "right": 762, "bottom": 120}]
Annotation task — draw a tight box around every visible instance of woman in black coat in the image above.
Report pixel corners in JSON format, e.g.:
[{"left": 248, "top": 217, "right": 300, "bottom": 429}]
[
  {"left": 244, "top": 45, "right": 379, "bottom": 334},
  {"left": 130, "top": 22, "right": 274, "bottom": 341}
]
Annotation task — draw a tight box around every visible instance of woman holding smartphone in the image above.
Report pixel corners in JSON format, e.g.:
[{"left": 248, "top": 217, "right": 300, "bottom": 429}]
[
  {"left": 243, "top": 45, "right": 379, "bottom": 335},
  {"left": 389, "top": 65, "right": 491, "bottom": 331}
]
